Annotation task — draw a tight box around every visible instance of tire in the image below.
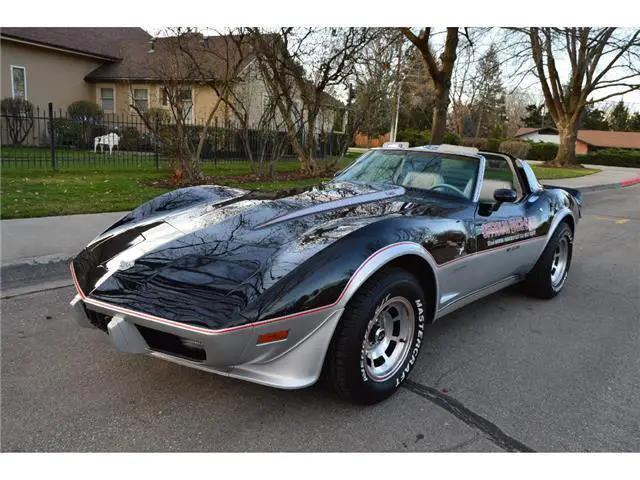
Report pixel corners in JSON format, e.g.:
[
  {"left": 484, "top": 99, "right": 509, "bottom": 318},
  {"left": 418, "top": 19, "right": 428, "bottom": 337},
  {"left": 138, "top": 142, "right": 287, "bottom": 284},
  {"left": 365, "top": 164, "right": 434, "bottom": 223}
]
[
  {"left": 523, "top": 222, "right": 573, "bottom": 299},
  {"left": 325, "top": 267, "right": 427, "bottom": 405}
]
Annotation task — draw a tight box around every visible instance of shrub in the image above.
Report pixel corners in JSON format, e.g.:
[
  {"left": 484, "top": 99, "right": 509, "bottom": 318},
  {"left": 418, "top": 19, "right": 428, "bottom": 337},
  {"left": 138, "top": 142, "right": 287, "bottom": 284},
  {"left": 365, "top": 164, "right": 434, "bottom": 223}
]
[
  {"left": 486, "top": 137, "right": 502, "bottom": 152},
  {"left": 577, "top": 149, "right": 640, "bottom": 168},
  {"left": 442, "top": 131, "right": 461, "bottom": 145},
  {"left": 461, "top": 137, "right": 488, "bottom": 150},
  {"left": 1, "top": 97, "right": 35, "bottom": 145},
  {"left": 118, "top": 126, "right": 142, "bottom": 151},
  {"left": 145, "top": 107, "right": 170, "bottom": 125},
  {"left": 51, "top": 118, "right": 79, "bottom": 147},
  {"left": 50, "top": 117, "right": 106, "bottom": 148},
  {"left": 527, "top": 142, "right": 558, "bottom": 161},
  {"left": 66, "top": 101, "right": 104, "bottom": 148},
  {"left": 67, "top": 100, "right": 103, "bottom": 122},
  {"left": 397, "top": 128, "right": 431, "bottom": 147},
  {"left": 499, "top": 140, "right": 530, "bottom": 159}
]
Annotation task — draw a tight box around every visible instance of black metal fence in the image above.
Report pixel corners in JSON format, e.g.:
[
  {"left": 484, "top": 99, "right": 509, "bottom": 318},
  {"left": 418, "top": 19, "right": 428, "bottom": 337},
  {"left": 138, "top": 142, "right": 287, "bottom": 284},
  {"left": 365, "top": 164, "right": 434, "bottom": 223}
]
[{"left": 0, "top": 103, "right": 345, "bottom": 170}]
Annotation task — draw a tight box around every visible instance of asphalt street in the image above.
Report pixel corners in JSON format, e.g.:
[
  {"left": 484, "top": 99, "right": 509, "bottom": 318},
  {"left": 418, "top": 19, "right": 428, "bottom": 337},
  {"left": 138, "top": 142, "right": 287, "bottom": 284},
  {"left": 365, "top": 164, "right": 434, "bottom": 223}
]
[{"left": 1, "top": 186, "right": 638, "bottom": 452}]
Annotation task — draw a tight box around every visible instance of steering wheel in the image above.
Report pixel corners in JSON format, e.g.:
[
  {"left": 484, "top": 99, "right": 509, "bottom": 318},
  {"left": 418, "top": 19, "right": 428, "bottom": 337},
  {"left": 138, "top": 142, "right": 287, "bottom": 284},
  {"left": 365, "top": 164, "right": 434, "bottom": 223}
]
[{"left": 431, "top": 183, "right": 467, "bottom": 198}]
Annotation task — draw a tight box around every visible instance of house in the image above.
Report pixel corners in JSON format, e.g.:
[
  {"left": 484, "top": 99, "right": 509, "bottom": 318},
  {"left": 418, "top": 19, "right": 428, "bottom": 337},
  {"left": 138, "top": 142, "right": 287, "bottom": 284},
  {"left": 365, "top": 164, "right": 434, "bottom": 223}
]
[
  {"left": 1, "top": 27, "right": 344, "bottom": 134},
  {"left": 514, "top": 127, "right": 560, "bottom": 144},
  {"left": 1, "top": 27, "right": 151, "bottom": 113},
  {"left": 515, "top": 127, "right": 640, "bottom": 154},
  {"left": 571, "top": 130, "right": 640, "bottom": 154}
]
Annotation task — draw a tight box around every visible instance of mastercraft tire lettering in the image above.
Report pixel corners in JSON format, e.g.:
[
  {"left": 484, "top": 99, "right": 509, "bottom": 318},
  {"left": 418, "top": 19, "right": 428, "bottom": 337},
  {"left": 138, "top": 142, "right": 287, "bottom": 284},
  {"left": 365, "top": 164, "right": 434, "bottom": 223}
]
[{"left": 325, "top": 267, "right": 427, "bottom": 405}]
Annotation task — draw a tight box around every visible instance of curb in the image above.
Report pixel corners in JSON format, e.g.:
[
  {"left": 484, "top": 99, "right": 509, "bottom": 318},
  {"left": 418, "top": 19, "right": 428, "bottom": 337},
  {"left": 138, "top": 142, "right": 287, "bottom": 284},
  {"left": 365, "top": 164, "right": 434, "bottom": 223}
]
[
  {"left": 572, "top": 176, "right": 640, "bottom": 193},
  {"left": 1, "top": 253, "right": 74, "bottom": 269}
]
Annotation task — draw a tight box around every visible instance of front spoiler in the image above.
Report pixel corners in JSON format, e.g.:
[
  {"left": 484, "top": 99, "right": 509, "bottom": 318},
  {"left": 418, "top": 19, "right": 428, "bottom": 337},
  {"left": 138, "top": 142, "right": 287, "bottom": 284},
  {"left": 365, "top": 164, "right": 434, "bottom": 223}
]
[{"left": 71, "top": 294, "right": 342, "bottom": 389}]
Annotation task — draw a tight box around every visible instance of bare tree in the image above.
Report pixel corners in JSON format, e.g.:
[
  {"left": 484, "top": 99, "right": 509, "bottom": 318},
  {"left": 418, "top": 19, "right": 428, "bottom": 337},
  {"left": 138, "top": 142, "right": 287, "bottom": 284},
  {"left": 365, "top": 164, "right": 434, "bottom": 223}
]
[
  {"left": 1, "top": 98, "right": 34, "bottom": 145},
  {"left": 509, "top": 28, "right": 640, "bottom": 166},
  {"left": 400, "top": 27, "right": 463, "bottom": 144},
  {"left": 223, "top": 61, "right": 289, "bottom": 177},
  {"left": 248, "top": 28, "right": 375, "bottom": 174},
  {"left": 129, "top": 27, "right": 250, "bottom": 183}
]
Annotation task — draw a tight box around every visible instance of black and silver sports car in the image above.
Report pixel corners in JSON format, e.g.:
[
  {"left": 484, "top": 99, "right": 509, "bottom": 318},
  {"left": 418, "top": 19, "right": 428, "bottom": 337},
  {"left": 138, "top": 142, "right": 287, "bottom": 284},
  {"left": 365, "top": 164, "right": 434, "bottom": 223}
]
[{"left": 70, "top": 144, "right": 581, "bottom": 404}]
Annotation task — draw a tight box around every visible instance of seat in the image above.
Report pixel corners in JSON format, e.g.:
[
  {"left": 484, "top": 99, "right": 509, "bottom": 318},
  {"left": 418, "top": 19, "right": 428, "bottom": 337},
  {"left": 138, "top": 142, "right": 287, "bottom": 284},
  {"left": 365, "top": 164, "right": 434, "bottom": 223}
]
[
  {"left": 479, "top": 179, "right": 514, "bottom": 203},
  {"left": 402, "top": 172, "right": 444, "bottom": 190}
]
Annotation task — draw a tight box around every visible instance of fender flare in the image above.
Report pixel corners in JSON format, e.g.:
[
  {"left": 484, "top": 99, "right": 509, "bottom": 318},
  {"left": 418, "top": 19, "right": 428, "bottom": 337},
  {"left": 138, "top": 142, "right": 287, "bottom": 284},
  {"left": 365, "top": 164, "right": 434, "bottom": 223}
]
[
  {"left": 335, "top": 241, "right": 440, "bottom": 322},
  {"left": 542, "top": 208, "right": 576, "bottom": 253}
]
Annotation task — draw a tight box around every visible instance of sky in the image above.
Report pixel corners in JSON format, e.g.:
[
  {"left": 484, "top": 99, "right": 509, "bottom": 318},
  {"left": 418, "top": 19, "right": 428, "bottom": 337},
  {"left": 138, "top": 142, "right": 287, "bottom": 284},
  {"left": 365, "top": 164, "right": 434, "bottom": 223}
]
[{"left": 142, "top": 26, "right": 640, "bottom": 113}]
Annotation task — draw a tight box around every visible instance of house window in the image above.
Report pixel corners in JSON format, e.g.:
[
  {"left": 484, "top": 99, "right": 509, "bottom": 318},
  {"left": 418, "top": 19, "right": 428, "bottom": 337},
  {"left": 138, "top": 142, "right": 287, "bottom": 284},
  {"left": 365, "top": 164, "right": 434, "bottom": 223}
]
[
  {"left": 177, "top": 88, "right": 193, "bottom": 123},
  {"left": 100, "top": 88, "right": 114, "bottom": 112},
  {"left": 160, "top": 87, "right": 169, "bottom": 106},
  {"left": 133, "top": 88, "right": 149, "bottom": 112},
  {"left": 11, "top": 66, "right": 27, "bottom": 99}
]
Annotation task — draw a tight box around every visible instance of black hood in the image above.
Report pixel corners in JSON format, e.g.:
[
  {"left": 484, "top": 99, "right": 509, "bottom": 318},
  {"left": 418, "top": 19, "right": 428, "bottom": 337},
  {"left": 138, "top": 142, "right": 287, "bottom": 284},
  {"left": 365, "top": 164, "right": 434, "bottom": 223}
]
[
  {"left": 73, "top": 182, "right": 423, "bottom": 326},
  {"left": 73, "top": 180, "right": 473, "bottom": 329}
]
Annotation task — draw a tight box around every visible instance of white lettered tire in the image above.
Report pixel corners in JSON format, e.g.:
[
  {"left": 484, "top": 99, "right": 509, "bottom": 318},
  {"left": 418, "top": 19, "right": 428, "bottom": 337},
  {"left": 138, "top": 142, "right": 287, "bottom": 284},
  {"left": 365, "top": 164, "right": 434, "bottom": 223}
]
[{"left": 325, "top": 267, "right": 427, "bottom": 404}]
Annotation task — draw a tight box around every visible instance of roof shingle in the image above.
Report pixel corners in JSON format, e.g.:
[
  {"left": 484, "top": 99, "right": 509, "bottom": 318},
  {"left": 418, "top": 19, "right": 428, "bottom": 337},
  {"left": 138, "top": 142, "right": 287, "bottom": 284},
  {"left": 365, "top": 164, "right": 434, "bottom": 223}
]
[{"left": 0, "top": 27, "right": 150, "bottom": 60}]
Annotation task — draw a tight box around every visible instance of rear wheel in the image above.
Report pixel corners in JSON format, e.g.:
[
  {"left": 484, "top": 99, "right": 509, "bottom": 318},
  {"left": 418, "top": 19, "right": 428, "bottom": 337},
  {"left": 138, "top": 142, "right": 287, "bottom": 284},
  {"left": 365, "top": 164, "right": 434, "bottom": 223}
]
[
  {"left": 325, "top": 267, "right": 427, "bottom": 405},
  {"left": 523, "top": 222, "right": 573, "bottom": 299}
]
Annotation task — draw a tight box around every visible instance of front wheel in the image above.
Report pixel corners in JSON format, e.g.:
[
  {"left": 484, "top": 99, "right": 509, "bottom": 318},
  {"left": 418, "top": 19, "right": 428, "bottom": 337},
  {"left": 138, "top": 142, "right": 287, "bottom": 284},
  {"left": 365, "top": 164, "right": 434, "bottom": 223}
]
[
  {"left": 523, "top": 222, "right": 573, "bottom": 299},
  {"left": 325, "top": 267, "right": 427, "bottom": 405}
]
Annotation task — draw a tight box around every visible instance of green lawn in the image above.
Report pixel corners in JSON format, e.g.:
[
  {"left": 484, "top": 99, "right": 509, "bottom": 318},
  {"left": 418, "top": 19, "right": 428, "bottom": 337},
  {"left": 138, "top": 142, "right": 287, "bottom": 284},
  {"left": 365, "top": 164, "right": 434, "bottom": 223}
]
[
  {"left": 0, "top": 151, "right": 598, "bottom": 219},
  {"left": 529, "top": 165, "right": 600, "bottom": 179}
]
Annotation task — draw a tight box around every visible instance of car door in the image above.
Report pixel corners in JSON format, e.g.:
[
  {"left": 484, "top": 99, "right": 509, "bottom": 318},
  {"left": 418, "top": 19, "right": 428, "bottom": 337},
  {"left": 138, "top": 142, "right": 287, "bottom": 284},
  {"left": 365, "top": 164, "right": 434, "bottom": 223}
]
[{"left": 470, "top": 154, "right": 546, "bottom": 290}]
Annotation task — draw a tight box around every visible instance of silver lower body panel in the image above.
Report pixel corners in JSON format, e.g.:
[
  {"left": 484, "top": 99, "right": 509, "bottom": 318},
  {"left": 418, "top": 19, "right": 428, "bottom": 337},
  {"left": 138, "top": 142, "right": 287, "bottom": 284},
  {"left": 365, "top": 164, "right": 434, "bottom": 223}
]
[{"left": 71, "top": 294, "right": 343, "bottom": 389}]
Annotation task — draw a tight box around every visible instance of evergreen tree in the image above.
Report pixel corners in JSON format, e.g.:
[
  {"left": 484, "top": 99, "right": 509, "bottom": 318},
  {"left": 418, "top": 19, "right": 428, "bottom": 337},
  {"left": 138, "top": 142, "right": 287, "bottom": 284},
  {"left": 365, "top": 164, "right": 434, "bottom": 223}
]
[
  {"left": 520, "top": 104, "right": 553, "bottom": 128},
  {"left": 471, "top": 44, "right": 507, "bottom": 137},
  {"left": 628, "top": 112, "right": 640, "bottom": 132},
  {"left": 608, "top": 100, "right": 629, "bottom": 131},
  {"left": 580, "top": 106, "right": 609, "bottom": 130}
]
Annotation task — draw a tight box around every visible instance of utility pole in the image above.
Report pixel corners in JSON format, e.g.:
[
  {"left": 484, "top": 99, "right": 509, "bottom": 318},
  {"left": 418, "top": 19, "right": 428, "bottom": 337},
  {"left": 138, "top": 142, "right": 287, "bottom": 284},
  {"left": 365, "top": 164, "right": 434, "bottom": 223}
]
[
  {"left": 391, "top": 78, "right": 403, "bottom": 142},
  {"left": 390, "top": 37, "right": 404, "bottom": 142}
]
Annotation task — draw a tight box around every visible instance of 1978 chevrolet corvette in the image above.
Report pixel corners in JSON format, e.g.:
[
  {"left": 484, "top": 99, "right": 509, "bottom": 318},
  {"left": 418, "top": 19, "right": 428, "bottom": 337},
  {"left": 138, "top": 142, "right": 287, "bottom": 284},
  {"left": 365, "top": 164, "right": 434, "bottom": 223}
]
[{"left": 70, "top": 144, "right": 581, "bottom": 404}]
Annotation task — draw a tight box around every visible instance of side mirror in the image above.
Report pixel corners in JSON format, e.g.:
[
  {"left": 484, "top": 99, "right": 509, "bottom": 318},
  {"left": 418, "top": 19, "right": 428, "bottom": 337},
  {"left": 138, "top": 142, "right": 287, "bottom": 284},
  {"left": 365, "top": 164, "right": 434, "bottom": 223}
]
[{"left": 493, "top": 188, "right": 517, "bottom": 203}]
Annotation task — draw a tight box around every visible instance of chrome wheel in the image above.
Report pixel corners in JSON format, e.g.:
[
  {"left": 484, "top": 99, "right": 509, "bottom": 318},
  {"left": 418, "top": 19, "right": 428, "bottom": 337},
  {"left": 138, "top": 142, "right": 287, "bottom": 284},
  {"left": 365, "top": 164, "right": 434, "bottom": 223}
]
[
  {"left": 550, "top": 235, "right": 569, "bottom": 287},
  {"left": 363, "top": 296, "right": 415, "bottom": 382}
]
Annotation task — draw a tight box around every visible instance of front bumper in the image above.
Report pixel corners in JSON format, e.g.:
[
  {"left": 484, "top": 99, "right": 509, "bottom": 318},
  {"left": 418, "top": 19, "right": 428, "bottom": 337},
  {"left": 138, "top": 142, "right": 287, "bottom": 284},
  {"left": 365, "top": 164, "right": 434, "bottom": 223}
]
[{"left": 70, "top": 294, "right": 342, "bottom": 389}]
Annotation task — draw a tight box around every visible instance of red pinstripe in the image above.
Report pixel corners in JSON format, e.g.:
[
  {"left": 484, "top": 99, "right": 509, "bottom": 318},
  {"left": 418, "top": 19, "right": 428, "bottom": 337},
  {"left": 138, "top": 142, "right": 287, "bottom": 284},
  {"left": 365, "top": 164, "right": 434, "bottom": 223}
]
[{"left": 70, "top": 234, "right": 544, "bottom": 335}]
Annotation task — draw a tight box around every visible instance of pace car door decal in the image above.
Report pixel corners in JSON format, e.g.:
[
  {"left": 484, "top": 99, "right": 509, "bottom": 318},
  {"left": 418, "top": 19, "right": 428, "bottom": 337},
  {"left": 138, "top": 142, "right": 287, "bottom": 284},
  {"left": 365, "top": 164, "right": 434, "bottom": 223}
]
[{"left": 481, "top": 216, "right": 537, "bottom": 247}]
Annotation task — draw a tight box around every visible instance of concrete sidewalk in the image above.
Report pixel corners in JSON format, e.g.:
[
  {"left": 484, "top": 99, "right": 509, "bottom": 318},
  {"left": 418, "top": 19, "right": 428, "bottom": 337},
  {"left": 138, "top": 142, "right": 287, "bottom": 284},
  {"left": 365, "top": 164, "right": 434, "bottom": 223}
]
[
  {"left": 532, "top": 162, "right": 640, "bottom": 191},
  {"left": 1, "top": 211, "right": 126, "bottom": 267},
  {"left": 1, "top": 163, "right": 638, "bottom": 270}
]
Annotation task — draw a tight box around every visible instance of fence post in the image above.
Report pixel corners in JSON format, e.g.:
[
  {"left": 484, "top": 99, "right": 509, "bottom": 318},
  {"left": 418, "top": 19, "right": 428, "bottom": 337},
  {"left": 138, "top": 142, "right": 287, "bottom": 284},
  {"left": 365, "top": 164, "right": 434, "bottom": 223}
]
[
  {"left": 154, "top": 116, "right": 159, "bottom": 171},
  {"left": 48, "top": 102, "right": 56, "bottom": 172}
]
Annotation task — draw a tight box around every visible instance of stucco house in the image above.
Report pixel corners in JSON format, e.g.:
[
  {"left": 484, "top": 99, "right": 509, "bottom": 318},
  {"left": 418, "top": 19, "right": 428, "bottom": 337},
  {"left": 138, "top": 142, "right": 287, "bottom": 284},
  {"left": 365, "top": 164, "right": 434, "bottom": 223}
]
[
  {"left": 1, "top": 27, "right": 343, "bottom": 134},
  {"left": 1, "top": 28, "right": 151, "bottom": 113},
  {"left": 515, "top": 127, "right": 640, "bottom": 154}
]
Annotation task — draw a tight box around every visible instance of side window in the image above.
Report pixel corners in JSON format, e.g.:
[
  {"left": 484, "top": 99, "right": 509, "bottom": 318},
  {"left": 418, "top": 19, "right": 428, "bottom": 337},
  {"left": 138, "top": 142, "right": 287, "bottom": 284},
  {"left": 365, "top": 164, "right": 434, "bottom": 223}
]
[{"left": 480, "top": 154, "right": 522, "bottom": 203}]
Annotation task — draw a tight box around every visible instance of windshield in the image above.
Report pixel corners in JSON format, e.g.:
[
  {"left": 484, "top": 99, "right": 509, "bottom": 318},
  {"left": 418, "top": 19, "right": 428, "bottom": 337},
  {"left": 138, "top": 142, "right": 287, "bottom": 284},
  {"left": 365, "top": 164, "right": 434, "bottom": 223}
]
[{"left": 335, "top": 149, "right": 480, "bottom": 200}]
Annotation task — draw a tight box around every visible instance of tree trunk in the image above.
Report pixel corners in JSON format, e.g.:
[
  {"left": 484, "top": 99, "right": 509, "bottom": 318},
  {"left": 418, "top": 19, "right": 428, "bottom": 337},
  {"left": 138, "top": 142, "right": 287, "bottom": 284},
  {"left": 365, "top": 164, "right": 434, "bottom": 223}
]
[
  {"left": 549, "top": 121, "right": 578, "bottom": 167},
  {"left": 431, "top": 86, "right": 450, "bottom": 144}
]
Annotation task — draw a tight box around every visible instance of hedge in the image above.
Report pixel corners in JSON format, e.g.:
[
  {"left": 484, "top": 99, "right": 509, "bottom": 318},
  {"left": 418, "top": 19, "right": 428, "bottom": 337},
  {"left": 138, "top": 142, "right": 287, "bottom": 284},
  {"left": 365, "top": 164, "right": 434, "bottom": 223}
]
[
  {"left": 462, "top": 137, "right": 488, "bottom": 150},
  {"left": 397, "top": 128, "right": 431, "bottom": 147},
  {"left": 486, "top": 137, "right": 501, "bottom": 152},
  {"left": 499, "top": 140, "right": 530, "bottom": 159},
  {"left": 577, "top": 149, "right": 640, "bottom": 168},
  {"left": 442, "top": 131, "right": 462, "bottom": 145},
  {"left": 527, "top": 142, "right": 559, "bottom": 161}
]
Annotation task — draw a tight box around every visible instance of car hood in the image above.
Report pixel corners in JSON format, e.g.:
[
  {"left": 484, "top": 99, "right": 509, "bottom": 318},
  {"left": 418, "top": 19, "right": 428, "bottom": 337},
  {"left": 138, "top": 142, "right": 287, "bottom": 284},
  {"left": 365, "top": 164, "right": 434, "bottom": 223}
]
[{"left": 72, "top": 181, "right": 450, "bottom": 329}]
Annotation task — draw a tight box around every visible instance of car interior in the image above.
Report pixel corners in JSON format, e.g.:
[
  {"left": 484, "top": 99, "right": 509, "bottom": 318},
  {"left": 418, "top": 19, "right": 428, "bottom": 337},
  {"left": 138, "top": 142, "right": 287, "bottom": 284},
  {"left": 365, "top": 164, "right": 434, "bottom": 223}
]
[{"left": 478, "top": 153, "right": 523, "bottom": 203}]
